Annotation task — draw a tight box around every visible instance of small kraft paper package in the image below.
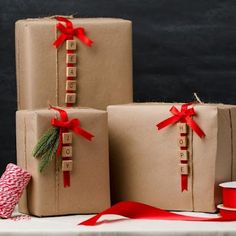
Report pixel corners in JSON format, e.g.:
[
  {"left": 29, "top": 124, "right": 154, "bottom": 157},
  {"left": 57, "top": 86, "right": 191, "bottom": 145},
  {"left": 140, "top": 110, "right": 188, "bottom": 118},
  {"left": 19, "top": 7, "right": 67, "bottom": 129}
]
[
  {"left": 108, "top": 103, "right": 236, "bottom": 212},
  {"left": 16, "top": 107, "right": 110, "bottom": 216},
  {"left": 15, "top": 16, "right": 133, "bottom": 110}
]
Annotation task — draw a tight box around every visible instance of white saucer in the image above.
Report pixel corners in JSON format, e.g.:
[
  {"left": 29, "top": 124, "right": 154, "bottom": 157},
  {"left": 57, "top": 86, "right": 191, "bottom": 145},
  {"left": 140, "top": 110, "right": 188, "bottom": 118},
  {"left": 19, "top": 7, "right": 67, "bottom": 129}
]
[
  {"left": 219, "top": 182, "right": 236, "bottom": 188},
  {"left": 217, "top": 204, "right": 236, "bottom": 211}
]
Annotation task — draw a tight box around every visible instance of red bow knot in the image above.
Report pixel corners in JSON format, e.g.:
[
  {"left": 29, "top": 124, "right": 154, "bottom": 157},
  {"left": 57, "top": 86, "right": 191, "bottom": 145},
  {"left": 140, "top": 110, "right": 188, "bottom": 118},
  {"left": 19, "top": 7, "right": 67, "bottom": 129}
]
[
  {"left": 53, "top": 16, "right": 93, "bottom": 48},
  {"left": 49, "top": 106, "right": 94, "bottom": 157},
  {"left": 156, "top": 103, "right": 205, "bottom": 138},
  {"left": 51, "top": 118, "right": 94, "bottom": 142}
]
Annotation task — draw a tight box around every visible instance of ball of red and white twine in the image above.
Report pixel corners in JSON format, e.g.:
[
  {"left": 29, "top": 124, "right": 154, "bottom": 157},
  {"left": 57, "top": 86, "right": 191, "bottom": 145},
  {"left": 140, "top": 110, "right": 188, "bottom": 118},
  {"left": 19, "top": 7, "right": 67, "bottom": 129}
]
[{"left": 0, "top": 163, "right": 31, "bottom": 218}]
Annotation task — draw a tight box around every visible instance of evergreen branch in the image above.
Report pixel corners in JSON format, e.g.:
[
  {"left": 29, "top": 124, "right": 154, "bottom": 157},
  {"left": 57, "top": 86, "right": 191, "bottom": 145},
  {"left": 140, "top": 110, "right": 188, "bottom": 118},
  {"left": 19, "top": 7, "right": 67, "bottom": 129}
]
[
  {"left": 33, "top": 127, "right": 59, "bottom": 158},
  {"left": 39, "top": 135, "right": 60, "bottom": 172}
]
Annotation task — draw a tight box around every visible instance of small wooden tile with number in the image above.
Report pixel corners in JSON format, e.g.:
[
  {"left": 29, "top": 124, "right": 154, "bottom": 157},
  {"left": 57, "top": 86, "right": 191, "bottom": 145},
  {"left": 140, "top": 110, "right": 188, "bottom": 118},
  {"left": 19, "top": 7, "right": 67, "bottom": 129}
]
[
  {"left": 62, "top": 160, "right": 73, "bottom": 171},
  {"left": 65, "top": 93, "right": 76, "bottom": 104},
  {"left": 179, "top": 163, "right": 189, "bottom": 175},
  {"left": 66, "top": 40, "right": 77, "bottom": 50},
  {"left": 62, "top": 146, "right": 72, "bottom": 157},
  {"left": 178, "top": 136, "right": 188, "bottom": 148},
  {"left": 66, "top": 81, "right": 77, "bottom": 91},
  {"left": 66, "top": 54, "right": 77, "bottom": 64},
  {"left": 179, "top": 150, "right": 189, "bottom": 161},
  {"left": 62, "top": 132, "right": 72, "bottom": 144},
  {"left": 66, "top": 67, "right": 77, "bottom": 77},
  {"left": 177, "top": 123, "right": 188, "bottom": 134}
]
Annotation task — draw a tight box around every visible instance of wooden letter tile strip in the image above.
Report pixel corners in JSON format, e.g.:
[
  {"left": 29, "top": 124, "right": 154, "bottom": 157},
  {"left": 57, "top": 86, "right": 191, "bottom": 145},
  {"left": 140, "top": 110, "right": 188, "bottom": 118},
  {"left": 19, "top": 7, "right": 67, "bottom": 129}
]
[
  {"left": 177, "top": 123, "right": 189, "bottom": 178},
  {"left": 65, "top": 40, "right": 77, "bottom": 107},
  {"left": 62, "top": 132, "right": 73, "bottom": 172}
]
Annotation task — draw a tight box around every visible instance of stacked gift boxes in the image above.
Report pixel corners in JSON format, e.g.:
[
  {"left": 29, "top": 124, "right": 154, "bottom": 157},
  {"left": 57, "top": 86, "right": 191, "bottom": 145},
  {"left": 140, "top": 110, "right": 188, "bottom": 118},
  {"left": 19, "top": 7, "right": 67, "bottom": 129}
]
[
  {"left": 15, "top": 16, "right": 132, "bottom": 216},
  {"left": 11, "top": 15, "right": 236, "bottom": 218}
]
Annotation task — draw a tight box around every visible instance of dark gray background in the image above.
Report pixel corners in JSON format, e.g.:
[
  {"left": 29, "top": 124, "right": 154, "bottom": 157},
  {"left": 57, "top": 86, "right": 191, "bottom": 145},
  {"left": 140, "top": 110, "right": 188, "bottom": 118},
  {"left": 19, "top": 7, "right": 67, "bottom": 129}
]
[{"left": 1, "top": 0, "right": 236, "bottom": 175}]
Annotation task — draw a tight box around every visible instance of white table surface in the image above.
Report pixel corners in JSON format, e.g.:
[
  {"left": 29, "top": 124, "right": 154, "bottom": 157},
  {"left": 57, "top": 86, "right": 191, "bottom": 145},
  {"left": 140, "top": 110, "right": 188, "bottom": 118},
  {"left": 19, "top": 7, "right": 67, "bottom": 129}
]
[{"left": 1, "top": 208, "right": 236, "bottom": 236}]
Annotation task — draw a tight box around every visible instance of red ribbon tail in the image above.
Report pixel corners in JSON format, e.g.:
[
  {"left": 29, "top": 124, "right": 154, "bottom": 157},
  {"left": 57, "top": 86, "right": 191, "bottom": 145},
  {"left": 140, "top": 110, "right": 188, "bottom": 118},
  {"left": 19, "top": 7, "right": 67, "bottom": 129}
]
[
  {"left": 78, "top": 34, "right": 93, "bottom": 46},
  {"left": 74, "top": 127, "right": 94, "bottom": 141},
  {"left": 156, "top": 116, "right": 181, "bottom": 130},
  {"left": 181, "top": 175, "right": 188, "bottom": 192},
  {"left": 53, "top": 33, "right": 67, "bottom": 48},
  {"left": 185, "top": 116, "right": 206, "bottom": 138},
  {"left": 49, "top": 106, "right": 69, "bottom": 121},
  {"left": 63, "top": 171, "right": 70, "bottom": 187}
]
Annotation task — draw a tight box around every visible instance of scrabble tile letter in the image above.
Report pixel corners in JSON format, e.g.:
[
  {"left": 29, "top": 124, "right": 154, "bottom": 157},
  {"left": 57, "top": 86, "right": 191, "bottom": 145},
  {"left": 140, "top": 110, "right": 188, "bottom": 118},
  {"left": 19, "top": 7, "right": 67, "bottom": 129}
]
[
  {"left": 66, "top": 40, "right": 77, "bottom": 50},
  {"left": 179, "top": 150, "right": 189, "bottom": 161},
  {"left": 178, "top": 136, "right": 188, "bottom": 148},
  {"left": 65, "top": 93, "right": 76, "bottom": 104},
  {"left": 66, "top": 54, "right": 77, "bottom": 64},
  {"left": 177, "top": 123, "right": 188, "bottom": 134},
  {"left": 66, "top": 81, "right": 77, "bottom": 91},
  {"left": 66, "top": 67, "right": 77, "bottom": 77},
  {"left": 62, "top": 160, "right": 73, "bottom": 171},
  {"left": 179, "top": 163, "right": 189, "bottom": 175},
  {"left": 62, "top": 146, "right": 72, "bottom": 157},
  {"left": 62, "top": 132, "right": 73, "bottom": 144}
]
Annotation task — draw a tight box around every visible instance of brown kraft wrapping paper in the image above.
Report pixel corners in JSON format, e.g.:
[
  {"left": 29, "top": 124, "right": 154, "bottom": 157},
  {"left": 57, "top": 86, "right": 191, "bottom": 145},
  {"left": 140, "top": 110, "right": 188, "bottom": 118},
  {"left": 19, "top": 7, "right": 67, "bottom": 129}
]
[
  {"left": 107, "top": 103, "right": 236, "bottom": 213},
  {"left": 15, "top": 17, "right": 133, "bottom": 110},
  {"left": 16, "top": 108, "right": 110, "bottom": 216}
]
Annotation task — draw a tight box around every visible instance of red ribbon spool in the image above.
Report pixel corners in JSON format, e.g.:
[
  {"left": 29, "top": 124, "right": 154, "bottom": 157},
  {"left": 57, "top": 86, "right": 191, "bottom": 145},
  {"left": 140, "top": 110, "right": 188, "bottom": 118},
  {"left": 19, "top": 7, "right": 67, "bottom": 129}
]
[
  {"left": 218, "top": 205, "right": 236, "bottom": 219},
  {"left": 217, "top": 182, "right": 236, "bottom": 218},
  {"left": 220, "top": 182, "right": 236, "bottom": 208}
]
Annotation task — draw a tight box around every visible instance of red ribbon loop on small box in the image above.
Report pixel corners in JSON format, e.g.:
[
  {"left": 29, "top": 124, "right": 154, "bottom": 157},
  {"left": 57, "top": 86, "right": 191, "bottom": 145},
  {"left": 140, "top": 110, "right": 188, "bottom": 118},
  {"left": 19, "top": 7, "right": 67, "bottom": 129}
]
[
  {"left": 49, "top": 106, "right": 94, "bottom": 187},
  {"left": 51, "top": 118, "right": 94, "bottom": 143},
  {"left": 53, "top": 16, "right": 93, "bottom": 48},
  {"left": 78, "top": 201, "right": 236, "bottom": 226},
  {"left": 50, "top": 106, "right": 94, "bottom": 156},
  {"left": 156, "top": 103, "right": 205, "bottom": 138}
]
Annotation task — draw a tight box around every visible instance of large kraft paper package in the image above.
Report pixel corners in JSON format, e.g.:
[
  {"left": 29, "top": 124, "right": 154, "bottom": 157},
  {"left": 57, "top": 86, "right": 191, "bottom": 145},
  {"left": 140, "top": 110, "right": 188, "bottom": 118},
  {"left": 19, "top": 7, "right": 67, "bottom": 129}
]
[
  {"left": 108, "top": 103, "right": 236, "bottom": 212},
  {"left": 15, "top": 17, "right": 133, "bottom": 110},
  {"left": 16, "top": 108, "right": 110, "bottom": 216}
]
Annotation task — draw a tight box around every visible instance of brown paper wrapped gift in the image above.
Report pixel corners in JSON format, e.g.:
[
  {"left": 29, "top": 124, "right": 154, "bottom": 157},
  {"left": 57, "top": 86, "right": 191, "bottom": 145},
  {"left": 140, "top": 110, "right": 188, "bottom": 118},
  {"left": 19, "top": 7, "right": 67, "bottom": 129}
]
[
  {"left": 16, "top": 108, "right": 110, "bottom": 216},
  {"left": 15, "top": 17, "right": 133, "bottom": 110},
  {"left": 108, "top": 103, "right": 236, "bottom": 212}
]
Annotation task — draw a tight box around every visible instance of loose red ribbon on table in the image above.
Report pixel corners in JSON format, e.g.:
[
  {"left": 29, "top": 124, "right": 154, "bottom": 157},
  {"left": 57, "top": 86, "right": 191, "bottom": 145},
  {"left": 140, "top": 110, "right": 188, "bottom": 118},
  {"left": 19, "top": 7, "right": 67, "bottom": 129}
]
[
  {"left": 50, "top": 106, "right": 94, "bottom": 187},
  {"left": 53, "top": 16, "right": 93, "bottom": 48},
  {"left": 156, "top": 103, "right": 205, "bottom": 138},
  {"left": 79, "top": 201, "right": 236, "bottom": 226}
]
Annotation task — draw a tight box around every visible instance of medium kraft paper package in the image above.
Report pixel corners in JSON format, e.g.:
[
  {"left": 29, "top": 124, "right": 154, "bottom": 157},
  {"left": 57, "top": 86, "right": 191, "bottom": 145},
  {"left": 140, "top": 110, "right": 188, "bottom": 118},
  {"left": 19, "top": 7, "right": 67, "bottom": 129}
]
[
  {"left": 107, "top": 103, "right": 236, "bottom": 213},
  {"left": 15, "top": 16, "right": 133, "bottom": 110},
  {"left": 16, "top": 107, "right": 110, "bottom": 216}
]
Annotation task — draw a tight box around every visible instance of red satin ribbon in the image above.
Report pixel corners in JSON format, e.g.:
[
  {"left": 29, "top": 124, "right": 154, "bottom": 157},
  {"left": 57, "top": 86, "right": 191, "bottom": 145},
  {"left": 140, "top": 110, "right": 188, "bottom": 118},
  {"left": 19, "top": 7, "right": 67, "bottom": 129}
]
[
  {"left": 50, "top": 106, "right": 94, "bottom": 156},
  {"left": 49, "top": 106, "right": 94, "bottom": 187},
  {"left": 79, "top": 201, "right": 236, "bottom": 226},
  {"left": 156, "top": 103, "right": 205, "bottom": 192},
  {"left": 51, "top": 118, "right": 94, "bottom": 142},
  {"left": 181, "top": 175, "right": 188, "bottom": 192},
  {"left": 222, "top": 188, "right": 236, "bottom": 208},
  {"left": 156, "top": 103, "right": 205, "bottom": 138},
  {"left": 53, "top": 16, "right": 93, "bottom": 48}
]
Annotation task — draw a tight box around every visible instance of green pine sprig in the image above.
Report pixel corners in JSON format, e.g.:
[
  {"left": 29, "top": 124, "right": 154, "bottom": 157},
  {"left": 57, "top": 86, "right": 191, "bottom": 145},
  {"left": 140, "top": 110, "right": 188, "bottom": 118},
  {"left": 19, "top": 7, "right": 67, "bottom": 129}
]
[{"left": 32, "top": 126, "right": 60, "bottom": 172}]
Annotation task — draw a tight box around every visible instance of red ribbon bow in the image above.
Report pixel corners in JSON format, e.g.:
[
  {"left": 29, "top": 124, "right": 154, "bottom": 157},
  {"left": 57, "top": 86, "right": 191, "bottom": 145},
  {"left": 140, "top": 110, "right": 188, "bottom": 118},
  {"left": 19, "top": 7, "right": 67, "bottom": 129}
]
[
  {"left": 49, "top": 106, "right": 94, "bottom": 156},
  {"left": 53, "top": 16, "right": 93, "bottom": 48},
  {"left": 156, "top": 103, "right": 205, "bottom": 138}
]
